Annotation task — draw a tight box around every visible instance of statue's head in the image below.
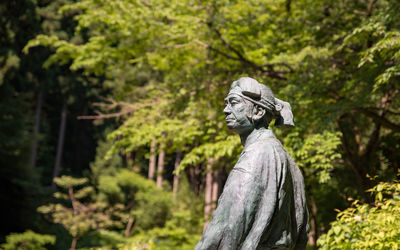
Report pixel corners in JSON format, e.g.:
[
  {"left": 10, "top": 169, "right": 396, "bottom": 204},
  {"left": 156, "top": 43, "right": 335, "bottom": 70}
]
[{"left": 223, "top": 77, "right": 294, "bottom": 135}]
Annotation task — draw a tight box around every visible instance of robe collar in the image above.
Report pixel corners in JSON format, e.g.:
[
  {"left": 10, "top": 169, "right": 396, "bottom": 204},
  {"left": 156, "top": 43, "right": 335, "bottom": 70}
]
[{"left": 244, "top": 128, "right": 276, "bottom": 149}]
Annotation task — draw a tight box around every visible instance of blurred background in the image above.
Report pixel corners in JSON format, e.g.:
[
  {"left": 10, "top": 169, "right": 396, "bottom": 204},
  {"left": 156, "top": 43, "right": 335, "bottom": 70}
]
[{"left": 1, "top": 0, "right": 399, "bottom": 249}]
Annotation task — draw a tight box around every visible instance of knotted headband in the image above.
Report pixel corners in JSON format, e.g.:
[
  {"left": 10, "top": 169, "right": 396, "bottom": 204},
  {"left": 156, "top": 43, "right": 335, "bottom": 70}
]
[{"left": 229, "top": 77, "right": 295, "bottom": 128}]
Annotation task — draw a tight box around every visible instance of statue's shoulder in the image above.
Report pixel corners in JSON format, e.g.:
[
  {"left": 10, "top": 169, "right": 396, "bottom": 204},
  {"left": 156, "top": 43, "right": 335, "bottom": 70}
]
[
  {"left": 242, "top": 130, "right": 289, "bottom": 160},
  {"left": 257, "top": 131, "right": 284, "bottom": 148},
  {"left": 246, "top": 136, "right": 284, "bottom": 155}
]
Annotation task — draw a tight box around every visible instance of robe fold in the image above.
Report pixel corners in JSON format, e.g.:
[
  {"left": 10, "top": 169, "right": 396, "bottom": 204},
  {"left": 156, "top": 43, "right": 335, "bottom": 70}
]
[{"left": 195, "top": 129, "right": 309, "bottom": 250}]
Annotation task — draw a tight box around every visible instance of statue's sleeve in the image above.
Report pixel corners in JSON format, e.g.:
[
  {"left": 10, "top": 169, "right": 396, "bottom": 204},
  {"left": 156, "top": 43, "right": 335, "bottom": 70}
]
[
  {"left": 195, "top": 142, "right": 283, "bottom": 250},
  {"left": 240, "top": 143, "right": 284, "bottom": 249}
]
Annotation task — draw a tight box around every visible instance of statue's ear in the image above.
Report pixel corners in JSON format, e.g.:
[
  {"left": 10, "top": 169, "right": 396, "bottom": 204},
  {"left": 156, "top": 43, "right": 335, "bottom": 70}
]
[{"left": 252, "top": 105, "right": 266, "bottom": 122}]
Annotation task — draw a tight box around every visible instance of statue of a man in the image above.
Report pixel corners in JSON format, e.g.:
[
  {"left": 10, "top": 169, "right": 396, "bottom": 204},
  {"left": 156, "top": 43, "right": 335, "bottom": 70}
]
[{"left": 195, "top": 77, "right": 309, "bottom": 250}]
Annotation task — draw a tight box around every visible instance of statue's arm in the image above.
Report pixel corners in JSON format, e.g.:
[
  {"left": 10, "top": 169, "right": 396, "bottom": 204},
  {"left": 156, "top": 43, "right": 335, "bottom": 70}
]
[
  {"left": 240, "top": 145, "right": 283, "bottom": 249},
  {"left": 195, "top": 153, "right": 262, "bottom": 250}
]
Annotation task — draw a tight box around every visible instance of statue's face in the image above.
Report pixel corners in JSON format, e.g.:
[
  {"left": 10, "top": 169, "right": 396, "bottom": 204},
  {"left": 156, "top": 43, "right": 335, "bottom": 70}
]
[{"left": 223, "top": 93, "right": 254, "bottom": 135}]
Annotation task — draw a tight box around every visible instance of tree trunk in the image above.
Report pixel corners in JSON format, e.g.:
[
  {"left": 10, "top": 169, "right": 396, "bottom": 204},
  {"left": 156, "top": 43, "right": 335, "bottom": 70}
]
[
  {"left": 70, "top": 235, "right": 78, "bottom": 250},
  {"left": 308, "top": 195, "right": 319, "bottom": 248},
  {"left": 173, "top": 149, "right": 181, "bottom": 199},
  {"left": 125, "top": 216, "right": 135, "bottom": 237},
  {"left": 29, "top": 90, "right": 43, "bottom": 168},
  {"left": 211, "top": 168, "right": 219, "bottom": 211},
  {"left": 148, "top": 139, "right": 157, "bottom": 180},
  {"left": 52, "top": 100, "right": 67, "bottom": 188},
  {"left": 156, "top": 145, "right": 165, "bottom": 188},
  {"left": 203, "top": 158, "right": 214, "bottom": 229}
]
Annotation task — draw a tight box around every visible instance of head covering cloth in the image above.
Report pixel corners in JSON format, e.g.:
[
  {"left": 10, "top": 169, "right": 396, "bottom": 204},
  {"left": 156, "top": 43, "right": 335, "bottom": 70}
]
[{"left": 229, "top": 77, "right": 294, "bottom": 127}]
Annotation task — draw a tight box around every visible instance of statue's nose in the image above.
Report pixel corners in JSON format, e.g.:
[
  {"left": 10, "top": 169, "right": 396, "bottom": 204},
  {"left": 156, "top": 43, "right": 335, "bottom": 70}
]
[{"left": 223, "top": 105, "right": 231, "bottom": 116}]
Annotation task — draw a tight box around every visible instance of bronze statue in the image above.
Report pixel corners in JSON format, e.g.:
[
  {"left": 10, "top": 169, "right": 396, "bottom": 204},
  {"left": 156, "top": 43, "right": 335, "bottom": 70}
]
[{"left": 195, "top": 77, "right": 309, "bottom": 250}]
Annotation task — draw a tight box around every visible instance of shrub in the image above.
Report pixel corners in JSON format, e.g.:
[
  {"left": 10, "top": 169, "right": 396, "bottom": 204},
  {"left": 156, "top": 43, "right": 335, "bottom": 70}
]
[{"left": 318, "top": 180, "right": 400, "bottom": 249}]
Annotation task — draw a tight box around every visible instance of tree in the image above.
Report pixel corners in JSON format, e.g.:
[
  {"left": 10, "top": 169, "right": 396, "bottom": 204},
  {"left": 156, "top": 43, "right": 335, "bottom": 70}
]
[
  {"left": 38, "top": 176, "right": 122, "bottom": 250},
  {"left": 0, "top": 0, "right": 43, "bottom": 236},
  {"left": 23, "top": 0, "right": 400, "bottom": 247}
]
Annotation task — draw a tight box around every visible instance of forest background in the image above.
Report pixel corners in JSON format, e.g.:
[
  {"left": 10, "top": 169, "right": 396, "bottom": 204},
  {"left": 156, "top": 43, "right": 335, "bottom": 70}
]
[{"left": 1, "top": 0, "right": 400, "bottom": 249}]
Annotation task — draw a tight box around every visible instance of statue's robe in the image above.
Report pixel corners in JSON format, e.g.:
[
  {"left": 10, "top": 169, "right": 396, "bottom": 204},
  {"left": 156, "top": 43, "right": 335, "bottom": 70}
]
[{"left": 195, "top": 129, "right": 309, "bottom": 250}]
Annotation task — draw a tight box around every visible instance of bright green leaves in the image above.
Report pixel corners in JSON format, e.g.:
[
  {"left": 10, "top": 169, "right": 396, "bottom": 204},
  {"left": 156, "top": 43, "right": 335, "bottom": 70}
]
[
  {"left": 99, "top": 169, "right": 156, "bottom": 195},
  {"left": 360, "top": 31, "right": 400, "bottom": 91},
  {"left": 285, "top": 131, "right": 342, "bottom": 183},
  {"left": 0, "top": 51, "right": 20, "bottom": 86},
  {"left": 339, "top": 2, "right": 400, "bottom": 92},
  {"left": 113, "top": 176, "right": 203, "bottom": 249},
  {"left": 53, "top": 175, "right": 88, "bottom": 188},
  {"left": 23, "top": 34, "right": 79, "bottom": 69},
  {"left": 98, "top": 169, "right": 173, "bottom": 230},
  {"left": 1, "top": 231, "right": 55, "bottom": 250},
  {"left": 38, "top": 175, "right": 124, "bottom": 242},
  {"left": 124, "top": 213, "right": 201, "bottom": 249},
  {"left": 318, "top": 179, "right": 400, "bottom": 249},
  {"left": 177, "top": 135, "right": 241, "bottom": 174},
  {"left": 25, "top": 0, "right": 209, "bottom": 81}
]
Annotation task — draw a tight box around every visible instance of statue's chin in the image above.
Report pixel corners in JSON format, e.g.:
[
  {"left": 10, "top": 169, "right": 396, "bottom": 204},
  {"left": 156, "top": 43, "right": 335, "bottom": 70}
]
[
  {"left": 226, "top": 123, "right": 240, "bottom": 132},
  {"left": 227, "top": 125, "right": 254, "bottom": 135},
  {"left": 225, "top": 119, "right": 254, "bottom": 134},
  {"left": 226, "top": 122, "right": 237, "bottom": 133}
]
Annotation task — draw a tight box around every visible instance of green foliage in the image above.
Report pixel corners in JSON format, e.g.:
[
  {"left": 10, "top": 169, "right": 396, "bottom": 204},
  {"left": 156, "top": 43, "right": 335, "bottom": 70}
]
[
  {"left": 119, "top": 176, "right": 203, "bottom": 250},
  {"left": 53, "top": 175, "right": 89, "bottom": 189},
  {"left": 1, "top": 230, "right": 55, "bottom": 250},
  {"left": 284, "top": 131, "right": 342, "bottom": 183},
  {"left": 89, "top": 137, "right": 124, "bottom": 184},
  {"left": 98, "top": 169, "right": 173, "bottom": 230},
  {"left": 123, "top": 219, "right": 201, "bottom": 250},
  {"left": 17, "top": 0, "right": 400, "bottom": 248},
  {"left": 108, "top": 117, "right": 204, "bottom": 157},
  {"left": 177, "top": 135, "right": 241, "bottom": 173},
  {"left": 342, "top": 2, "right": 400, "bottom": 92},
  {"left": 1, "top": 0, "right": 114, "bottom": 245},
  {"left": 38, "top": 175, "right": 124, "bottom": 248},
  {"left": 318, "top": 179, "right": 400, "bottom": 249}
]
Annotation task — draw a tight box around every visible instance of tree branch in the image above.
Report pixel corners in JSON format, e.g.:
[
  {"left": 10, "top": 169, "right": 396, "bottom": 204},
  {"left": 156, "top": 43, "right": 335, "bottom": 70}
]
[
  {"left": 286, "top": 0, "right": 291, "bottom": 12},
  {"left": 367, "top": 0, "right": 378, "bottom": 16},
  {"left": 212, "top": 28, "right": 263, "bottom": 70},
  {"left": 68, "top": 187, "right": 78, "bottom": 216},
  {"left": 363, "top": 107, "right": 400, "bottom": 116},
  {"left": 364, "top": 122, "right": 381, "bottom": 164},
  {"left": 337, "top": 114, "right": 365, "bottom": 189},
  {"left": 77, "top": 110, "right": 133, "bottom": 120},
  {"left": 77, "top": 97, "right": 156, "bottom": 120},
  {"left": 207, "top": 24, "right": 288, "bottom": 80},
  {"left": 356, "top": 108, "right": 400, "bottom": 133}
]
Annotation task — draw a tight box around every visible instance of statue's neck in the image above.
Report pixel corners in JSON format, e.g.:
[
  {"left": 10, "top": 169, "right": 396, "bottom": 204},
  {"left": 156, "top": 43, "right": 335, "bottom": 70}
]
[{"left": 240, "top": 127, "right": 268, "bottom": 146}]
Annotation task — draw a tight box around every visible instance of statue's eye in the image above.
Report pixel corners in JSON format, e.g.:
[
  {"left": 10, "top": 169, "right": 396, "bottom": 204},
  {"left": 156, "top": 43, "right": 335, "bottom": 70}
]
[
  {"left": 225, "top": 96, "right": 241, "bottom": 106},
  {"left": 230, "top": 98, "right": 240, "bottom": 105}
]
